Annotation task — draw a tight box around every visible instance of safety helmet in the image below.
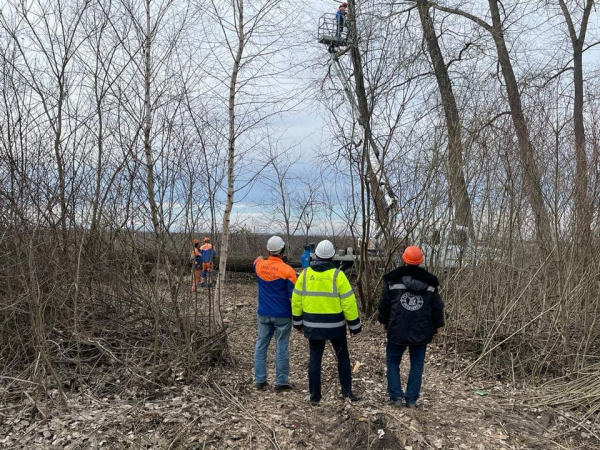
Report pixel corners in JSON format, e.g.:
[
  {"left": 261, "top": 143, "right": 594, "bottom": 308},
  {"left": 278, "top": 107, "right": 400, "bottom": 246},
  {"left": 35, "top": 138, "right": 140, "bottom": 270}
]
[
  {"left": 315, "top": 240, "right": 336, "bottom": 259},
  {"left": 204, "top": 237, "right": 210, "bottom": 243},
  {"left": 402, "top": 246, "right": 424, "bottom": 266},
  {"left": 192, "top": 238, "right": 199, "bottom": 245},
  {"left": 267, "top": 236, "right": 285, "bottom": 253}
]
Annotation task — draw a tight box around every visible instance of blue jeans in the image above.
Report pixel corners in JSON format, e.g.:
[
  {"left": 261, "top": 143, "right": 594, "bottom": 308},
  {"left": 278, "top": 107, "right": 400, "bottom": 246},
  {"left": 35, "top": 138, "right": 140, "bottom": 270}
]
[
  {"left": 254, "top": 315, "right": 291, "bottom": 386},
  {"left": 386, "top": 342, "right": 427, "bottom": 404}
]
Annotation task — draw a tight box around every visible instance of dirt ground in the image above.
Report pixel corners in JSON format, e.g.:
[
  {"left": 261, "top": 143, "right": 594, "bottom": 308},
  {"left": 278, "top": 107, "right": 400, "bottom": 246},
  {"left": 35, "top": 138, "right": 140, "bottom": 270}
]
[{"left": 2, "top": 280, "right": 599, "bottom": 449}]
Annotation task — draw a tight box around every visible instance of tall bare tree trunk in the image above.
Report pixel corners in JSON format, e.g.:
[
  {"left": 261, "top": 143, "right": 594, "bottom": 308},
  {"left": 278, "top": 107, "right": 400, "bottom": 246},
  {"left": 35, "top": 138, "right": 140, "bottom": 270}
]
[
  {"left": 142, "top": 0, "right": 163, "bottom": 377},
  {"left": 213, "top": 0, "right": 245, "bottom": 330},
  {"left": 558, "top": 0, "right": 594, "bottom": 247},
  {"left": 429, "top": 0, "right": 554, "bottom": 253},
  {"left": 487, "top": 0, "right": 552, "bottom": 253},
  {"left": 347, "top": 0, "right": 396, "bottom": 247},
  {"left": 54, "top": 76, "right": 67, "bottom": 251},
  {"left": 144, "top": 0, "right": 160, "bottom": 236},
  {"left": 417, "top": 0, "right": 474, "bottom": 237},
  {"left": 91, "top": 81, "right": 104, "bottom": 236}
]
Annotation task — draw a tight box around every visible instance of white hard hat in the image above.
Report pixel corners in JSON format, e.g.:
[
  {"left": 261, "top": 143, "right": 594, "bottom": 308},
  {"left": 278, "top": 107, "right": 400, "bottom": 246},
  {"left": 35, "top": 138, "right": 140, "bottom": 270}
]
[
  {"left": 267, "top": 236, "right": 285, "bottom": 253},
  {"left": 315, "top": 240, "right": 335, "bottom": 259}
]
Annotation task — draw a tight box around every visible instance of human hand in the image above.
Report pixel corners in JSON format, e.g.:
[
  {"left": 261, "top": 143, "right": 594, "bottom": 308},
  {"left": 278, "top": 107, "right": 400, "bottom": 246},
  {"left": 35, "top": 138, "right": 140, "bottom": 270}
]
[{"left": 350, "top": 330, "right": 361, "bottom": 338}]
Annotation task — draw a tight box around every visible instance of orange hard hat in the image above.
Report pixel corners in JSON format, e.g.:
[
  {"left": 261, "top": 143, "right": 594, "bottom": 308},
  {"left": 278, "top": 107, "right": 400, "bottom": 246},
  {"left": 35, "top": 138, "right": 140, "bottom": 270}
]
[
  {"left": 192, "top": 238, "right": 199, "bottom": 244},
  {"left": 402, "top": 246, "right": 423, "bottom": 265},
  {"left": 204, "top": 237, "right": 210, "bottom": 243}
]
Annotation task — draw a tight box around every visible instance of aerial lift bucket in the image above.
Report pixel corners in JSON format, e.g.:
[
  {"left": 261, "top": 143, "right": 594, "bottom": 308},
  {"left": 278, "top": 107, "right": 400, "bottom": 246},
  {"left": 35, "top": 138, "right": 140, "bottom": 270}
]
[{"left": 317, "top": 13, "right": 349, "bottom": 47}]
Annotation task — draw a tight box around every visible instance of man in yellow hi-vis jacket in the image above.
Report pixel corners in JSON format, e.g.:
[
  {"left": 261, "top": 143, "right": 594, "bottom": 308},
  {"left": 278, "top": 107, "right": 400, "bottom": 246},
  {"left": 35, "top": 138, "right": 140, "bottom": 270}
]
[{"left": 292, "top": 240, "right": 361, "bottom": 405}]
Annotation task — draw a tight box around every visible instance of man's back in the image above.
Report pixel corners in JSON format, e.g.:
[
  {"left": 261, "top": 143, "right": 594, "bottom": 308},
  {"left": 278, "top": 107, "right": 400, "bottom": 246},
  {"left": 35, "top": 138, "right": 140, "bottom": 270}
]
[
  {"left": 293, "top": 262, "right": 361, "bottom": 339},
  {"left": 254, "top": 256, "right": 296, "bottom": 318},
  {"left": 378, "top": 265, "right": 444, "bottom": 345},
  {"left": 199, "top": 243, "right": 216, "bottom": 262}
]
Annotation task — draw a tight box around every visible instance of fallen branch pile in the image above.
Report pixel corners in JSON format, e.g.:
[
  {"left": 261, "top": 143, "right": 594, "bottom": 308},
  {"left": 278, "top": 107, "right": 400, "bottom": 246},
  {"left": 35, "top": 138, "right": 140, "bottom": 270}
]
[{"left": 527, "top": 360, "right": 600, "bottom": 419}]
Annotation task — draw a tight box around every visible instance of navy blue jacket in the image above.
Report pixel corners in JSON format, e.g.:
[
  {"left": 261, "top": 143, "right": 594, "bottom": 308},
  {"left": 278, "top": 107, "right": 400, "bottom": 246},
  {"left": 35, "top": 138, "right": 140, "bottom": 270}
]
[{"left": 378, "top": 265, "right": 444, "bottom": 345}]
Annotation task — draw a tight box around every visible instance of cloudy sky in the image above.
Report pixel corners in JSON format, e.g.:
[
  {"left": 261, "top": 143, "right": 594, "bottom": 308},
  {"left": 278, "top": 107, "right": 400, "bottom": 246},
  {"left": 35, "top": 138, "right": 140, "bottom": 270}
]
[{"left": 228, "top": 1, "right": 349, "bottom": 233}]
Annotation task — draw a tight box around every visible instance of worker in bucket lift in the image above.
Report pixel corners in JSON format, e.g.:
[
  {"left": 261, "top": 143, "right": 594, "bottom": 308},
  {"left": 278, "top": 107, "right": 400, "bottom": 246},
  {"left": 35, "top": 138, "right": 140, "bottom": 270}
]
[
  {"left": 336, "top": 2, "right": 347, "bottom": 41},
  {"left": 378, "top": 246, "right": 445, "bottom": 409},
  {"left": 190, "top": 239, "right": 202, "bottom": 292},
  {"left": 199, "top": 237, "right": 217, "bottom": 288}
]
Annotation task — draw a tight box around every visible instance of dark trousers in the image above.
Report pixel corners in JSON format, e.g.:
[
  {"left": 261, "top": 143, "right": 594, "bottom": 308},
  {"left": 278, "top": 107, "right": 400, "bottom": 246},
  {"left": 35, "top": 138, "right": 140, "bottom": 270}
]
[
  {"left": 336, "top": 17, "right": 344, "bottom": 38},
  {"left": 308, "top": 337, "right": 352, "bottom": 402},
  {"left": 386, "top": 342, "right": 427, "bottom": 403}
]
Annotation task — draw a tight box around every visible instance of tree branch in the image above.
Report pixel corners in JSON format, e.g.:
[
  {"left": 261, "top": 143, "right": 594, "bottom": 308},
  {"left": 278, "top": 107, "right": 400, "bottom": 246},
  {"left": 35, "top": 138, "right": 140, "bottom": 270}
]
[{"left": 425, "top": 1, "right": 493, "bottom": 32}]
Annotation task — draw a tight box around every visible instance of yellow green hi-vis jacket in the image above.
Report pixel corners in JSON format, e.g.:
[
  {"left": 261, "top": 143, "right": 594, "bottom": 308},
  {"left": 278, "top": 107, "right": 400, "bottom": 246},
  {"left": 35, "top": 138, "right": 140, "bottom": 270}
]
[{"left": 292, "top": 262, "right": 361, "bottom": 339}]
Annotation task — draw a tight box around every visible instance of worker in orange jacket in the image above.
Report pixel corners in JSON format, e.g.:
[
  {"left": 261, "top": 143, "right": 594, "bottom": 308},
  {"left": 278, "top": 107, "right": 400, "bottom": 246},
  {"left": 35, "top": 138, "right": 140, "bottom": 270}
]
[
  {"left": 190, "top": 239, "right": 202, "bottom": 292},
  {"left": 199, "top": 237, "right": 217, "bottom": 287},
  {"left": 254, "top": 236, "right": 297, "bottom": 391}
]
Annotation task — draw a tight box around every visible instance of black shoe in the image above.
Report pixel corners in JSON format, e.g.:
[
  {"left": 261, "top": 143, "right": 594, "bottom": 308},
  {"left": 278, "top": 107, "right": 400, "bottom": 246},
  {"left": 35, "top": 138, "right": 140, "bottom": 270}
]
[
  {"left": 406, "top": 402, "right": 417, "bottom": 409},
  {"left": 388, "top": 398, "right": 404, "bottom": 407},
  {"left": 255, "top": 382, "right": 267, "bottom": 390},
  {"left": 343, "top": 393, "right": 361, "bottom": 402},
  {"left": 309, "top": 397, "right": 320, "bottom": 406},
  {"left": 274, "top": 383, "right": 294, "bottom": 392}
]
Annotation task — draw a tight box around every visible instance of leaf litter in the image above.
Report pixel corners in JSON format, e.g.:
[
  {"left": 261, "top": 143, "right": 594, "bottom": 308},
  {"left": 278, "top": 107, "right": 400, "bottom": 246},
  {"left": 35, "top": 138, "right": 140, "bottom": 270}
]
[{"left": 1, "top": 281, "right": 598, "bottom": 449}]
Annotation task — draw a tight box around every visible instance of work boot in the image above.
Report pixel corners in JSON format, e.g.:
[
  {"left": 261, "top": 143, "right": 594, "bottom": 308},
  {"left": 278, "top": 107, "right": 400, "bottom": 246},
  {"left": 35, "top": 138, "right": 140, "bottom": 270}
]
[
  {"left": 406, "top": 402, "right": 417, "bottom": 409},
  {"left": 255, "top": 382, "right": 267, "bottom": 390},
  {"left": 274, "top": 383, "right": 294, "bottom": 392},
  {"left": 388, "top": 398, "right": 404, "bottom": 407},
  {"left": 342, "top": 392, "right": 361, "bottom": 402}
]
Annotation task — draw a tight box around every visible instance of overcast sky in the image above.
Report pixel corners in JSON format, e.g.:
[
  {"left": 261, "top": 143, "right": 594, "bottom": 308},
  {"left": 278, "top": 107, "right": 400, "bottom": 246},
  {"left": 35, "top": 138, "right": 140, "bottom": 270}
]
[{"left": 229, "top": 1, "right": 344, "bottom": 233}]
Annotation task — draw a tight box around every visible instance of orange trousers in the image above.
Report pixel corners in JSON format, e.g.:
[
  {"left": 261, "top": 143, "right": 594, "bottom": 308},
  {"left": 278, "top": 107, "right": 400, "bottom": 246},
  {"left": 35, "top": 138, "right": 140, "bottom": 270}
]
[{"left": 191, "top": 268, "right": 202, "bottom": 291}]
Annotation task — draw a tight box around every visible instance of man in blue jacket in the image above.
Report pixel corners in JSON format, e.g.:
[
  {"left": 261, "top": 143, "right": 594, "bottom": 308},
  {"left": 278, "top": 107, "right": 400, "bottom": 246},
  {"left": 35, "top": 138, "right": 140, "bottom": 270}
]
[
  {"left": 254, "top": 236, "right": 297, "bottom": 391},
  {"left": 336, "top": 2, "right": 347, "bottom": 40},
  {"left": 378, "top": 246, "right": 444, "bottom": 408}
]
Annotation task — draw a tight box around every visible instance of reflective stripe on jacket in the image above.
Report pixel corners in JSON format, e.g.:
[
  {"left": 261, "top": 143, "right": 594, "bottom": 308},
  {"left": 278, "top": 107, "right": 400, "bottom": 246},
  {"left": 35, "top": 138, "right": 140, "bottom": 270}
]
[
  {"left": 378, "top": 265, "right": 444, "bottom": 345},
  {"left": 254, "top": 256, "right": 297, "bottom": 318},
  {"left": 292, "top": 263, "right": 361, "bottom": 339}
]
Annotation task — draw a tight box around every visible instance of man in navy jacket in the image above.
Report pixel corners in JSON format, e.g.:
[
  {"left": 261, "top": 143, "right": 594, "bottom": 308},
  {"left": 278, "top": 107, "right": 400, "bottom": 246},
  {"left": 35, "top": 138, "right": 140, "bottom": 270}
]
[{"left": 378, "top": 246, "right": 444, "bottom": 408}]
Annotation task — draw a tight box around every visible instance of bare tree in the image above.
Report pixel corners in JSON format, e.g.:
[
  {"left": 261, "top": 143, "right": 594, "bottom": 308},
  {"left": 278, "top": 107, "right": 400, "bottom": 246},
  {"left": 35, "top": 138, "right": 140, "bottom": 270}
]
[
  {"left": 204, "top": 0, "right": 292, "bottom": 329},
  {"left": 346, "top": 0, "right": 399, "bottom": 249},
  {"left": 1, "top": 0, "right": 92, "bottom": 250},
  {"left": 556, "top": 0, "right": 595, "bottom": 247},
  {"left": 428, "top": 0, "right": 554, "bottom": 253},
  {"left": 416, "top": 0, "right": 474, "bottom": 237}
]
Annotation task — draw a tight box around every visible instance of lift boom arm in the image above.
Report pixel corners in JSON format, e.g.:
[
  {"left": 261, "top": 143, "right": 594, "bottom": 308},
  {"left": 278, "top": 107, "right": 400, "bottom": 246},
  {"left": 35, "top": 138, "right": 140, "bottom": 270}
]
[{"left": 329, "top": 52, "right": 398, "bottom": 238}]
